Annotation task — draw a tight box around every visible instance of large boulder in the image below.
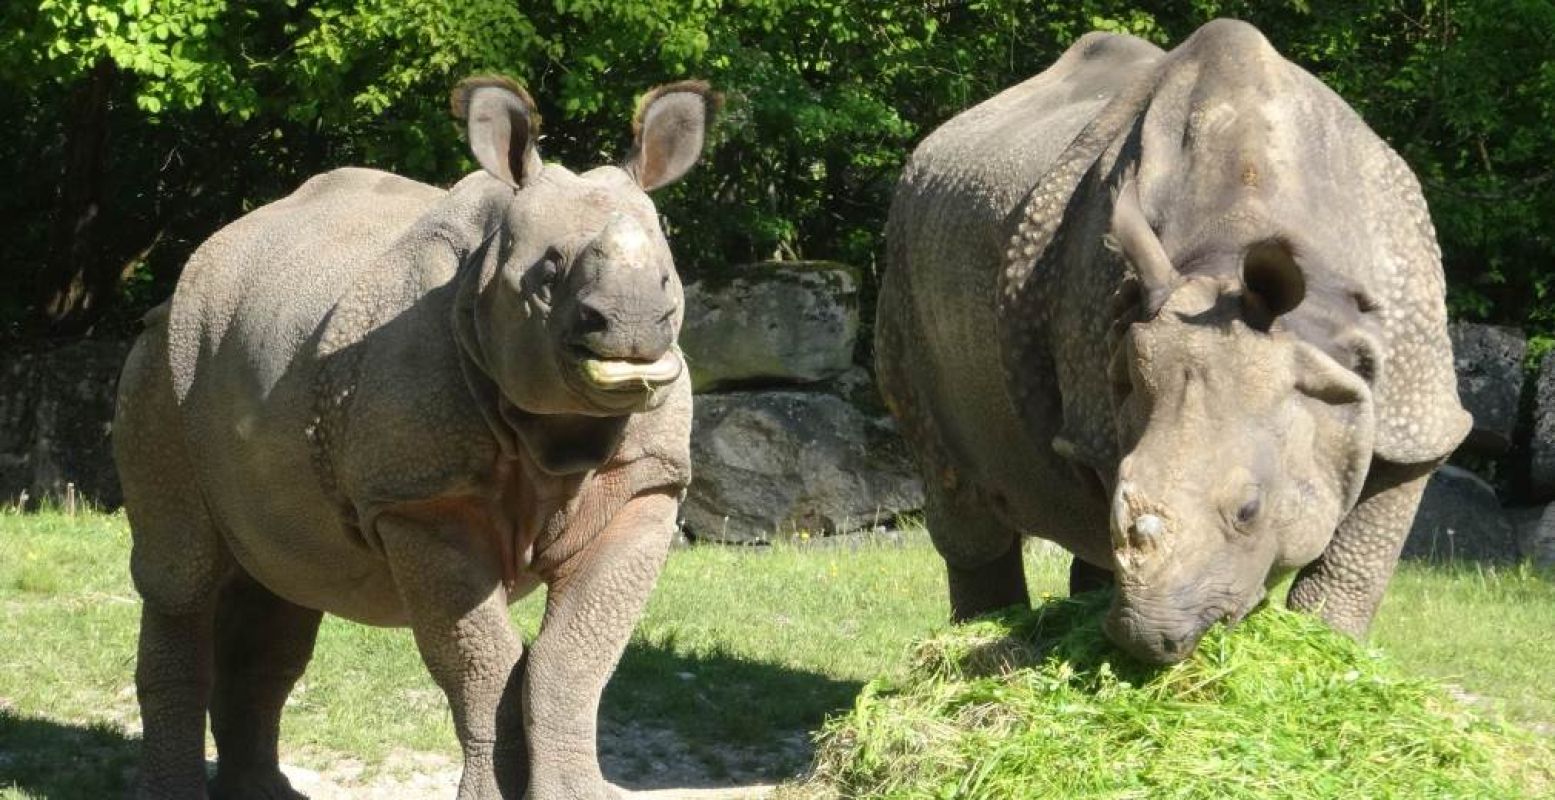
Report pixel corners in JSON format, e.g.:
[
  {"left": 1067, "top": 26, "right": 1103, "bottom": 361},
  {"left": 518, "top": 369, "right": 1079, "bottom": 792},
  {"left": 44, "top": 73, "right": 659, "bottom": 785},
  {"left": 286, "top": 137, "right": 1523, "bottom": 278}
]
[
  {"left": 1447, "top": 323, "right": 1526, "bottom": 454},
  {"left": 1403, "top": 465, "right": 1518, "bottom": 563},
  {"left": 684, "top": 390, "right": 923, "bottom": 543},
  {"left": 1511, "top": 504, "right": 1555, "bottom": 570},
  {"left": 824, "top": 365, "right": 889, "bottom": 417},
  {"left": 1530, "top": 352, "right": 1555, "bottom": 499},
  {"left": 0, "top": 339, "right": 131, "bottom": 509},
  {"left": 680, "top": 262, "right": 858, "bottom": 392}
]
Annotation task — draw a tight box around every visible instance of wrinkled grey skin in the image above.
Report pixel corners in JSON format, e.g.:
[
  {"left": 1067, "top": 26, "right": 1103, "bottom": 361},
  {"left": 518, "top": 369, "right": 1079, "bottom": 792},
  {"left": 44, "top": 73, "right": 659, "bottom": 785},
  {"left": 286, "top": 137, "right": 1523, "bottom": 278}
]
[
  {"left": 877, "top": 21, "right": 1469, "bottom": 664},
  {"left": 114, "top": 77, "right": 717, "bottom": 799}
]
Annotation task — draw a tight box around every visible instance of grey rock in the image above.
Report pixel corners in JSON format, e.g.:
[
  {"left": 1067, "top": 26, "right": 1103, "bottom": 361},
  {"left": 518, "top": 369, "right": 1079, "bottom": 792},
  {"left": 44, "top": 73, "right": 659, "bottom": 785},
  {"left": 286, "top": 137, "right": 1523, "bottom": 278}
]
[
  {"left": 681, "top": 262, "right": 859, "bottom": 392},
  {"left": 685, "top": 390, "right": 924, "bottom": 542},
  {"left": 1512, "top": 504, "right": 1555, "bottom": 569},
  {"left": 0, "top": 339, "right": 130, "bottom": 509},
  {"left": 1530, "top": 352, "right": 1555, "bottom": 498},
  {"left": 823, "top": 365, "right": 888, "bottom": 417},
  {"left": 1447, "top": 323, "right": 1526, "bottom": 454},
  {"left": 1404, "top": 465, "right": 1518, "bottom": 562}
]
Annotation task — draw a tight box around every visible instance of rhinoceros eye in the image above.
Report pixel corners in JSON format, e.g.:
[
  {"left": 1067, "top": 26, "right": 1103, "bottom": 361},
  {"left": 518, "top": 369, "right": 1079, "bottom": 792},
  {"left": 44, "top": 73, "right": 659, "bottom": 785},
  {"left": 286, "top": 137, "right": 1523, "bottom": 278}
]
[
  {"left": 528, "top": 247, "right": 564, "bottom": 304},
  {"left": 1225, "top": 480, "right": 1263, "bottom": 532},
  {"left": 1236, "top": 496, "right": 1261, "bottom": 526}
]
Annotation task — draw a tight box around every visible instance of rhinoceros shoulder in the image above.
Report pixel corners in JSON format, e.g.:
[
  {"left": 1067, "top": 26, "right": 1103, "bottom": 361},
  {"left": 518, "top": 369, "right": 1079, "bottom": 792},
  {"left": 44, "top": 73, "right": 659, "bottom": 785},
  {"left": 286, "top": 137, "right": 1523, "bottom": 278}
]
[{"left": 906, "top": 32, "right": 1163, "bottom": 217}]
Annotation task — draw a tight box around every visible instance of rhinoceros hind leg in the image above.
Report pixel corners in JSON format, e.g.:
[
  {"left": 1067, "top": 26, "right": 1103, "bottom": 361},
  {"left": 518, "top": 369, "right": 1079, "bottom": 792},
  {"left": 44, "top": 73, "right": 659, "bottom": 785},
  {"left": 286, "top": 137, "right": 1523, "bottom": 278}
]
[
  {"left": 926, "top": 484, "right": 1030, "bottom": 622},
  {"left": 208, "top": 573, "right": 322, "bottom": 800},
  {"left": 134, "top": 603, "right": 217, "bottom": 800},
  {"left": 120, "top": 325, "right": 229, "bottom": 799}
]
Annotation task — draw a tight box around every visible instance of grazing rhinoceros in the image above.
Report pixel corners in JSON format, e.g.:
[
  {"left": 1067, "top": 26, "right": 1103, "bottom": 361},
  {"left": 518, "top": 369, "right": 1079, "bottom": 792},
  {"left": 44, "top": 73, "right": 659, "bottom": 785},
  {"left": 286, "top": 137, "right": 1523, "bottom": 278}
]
[
  {"left": 114, "top": 76, "right": 716, "bottom": 799},
  {"left": 876, "top": 20, "right": 1469, "bottom": 664}
]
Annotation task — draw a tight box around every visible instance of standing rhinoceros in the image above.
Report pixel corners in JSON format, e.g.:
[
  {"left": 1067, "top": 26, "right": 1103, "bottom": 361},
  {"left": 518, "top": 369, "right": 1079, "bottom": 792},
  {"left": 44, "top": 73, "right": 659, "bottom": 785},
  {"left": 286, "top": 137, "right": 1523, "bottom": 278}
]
[
  {"left": 877, "top": 20, "right": 1469, "bottom": 664},
  {"left": 114, "top": 76, "right": 716, "bottom": 799}
]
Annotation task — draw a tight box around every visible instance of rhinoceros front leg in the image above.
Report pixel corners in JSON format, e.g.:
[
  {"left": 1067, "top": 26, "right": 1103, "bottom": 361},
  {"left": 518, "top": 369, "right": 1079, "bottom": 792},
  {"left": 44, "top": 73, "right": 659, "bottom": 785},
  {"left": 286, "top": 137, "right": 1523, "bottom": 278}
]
[
  {"left": 924, "top": 483, "right": 1030, "bottom": 622},
  {"left": 1287, "top": 458, "right": 1437, "bottom": 637},
  {"left": 524, "top": 491, "right": 677, "bottom": 800},
  {"left": 378, "top": 514, "right": 527, "bottom": 800}
]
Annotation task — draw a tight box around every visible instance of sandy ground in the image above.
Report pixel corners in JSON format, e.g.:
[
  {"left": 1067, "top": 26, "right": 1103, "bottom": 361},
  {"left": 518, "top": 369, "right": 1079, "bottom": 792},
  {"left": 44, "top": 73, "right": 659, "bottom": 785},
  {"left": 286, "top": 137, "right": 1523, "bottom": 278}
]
[
  {"left": 267, "top": 718, "right": 804, "bottom": 799},
  {"left": 5, "top": 682, "right": 808, "bottom": 798}
]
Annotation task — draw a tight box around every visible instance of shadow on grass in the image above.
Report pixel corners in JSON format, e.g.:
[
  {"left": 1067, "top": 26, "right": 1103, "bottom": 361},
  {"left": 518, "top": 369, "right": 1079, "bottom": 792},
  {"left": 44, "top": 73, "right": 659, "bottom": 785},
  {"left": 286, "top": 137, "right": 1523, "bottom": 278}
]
[
  {"left": 601, "top": 638, "right": 864, "bottom": 789},
  {"left": 0, "top": 644, "right": 858, "bottom": 796},
  {"left": 0, "top": 709, "right": 137, "bottom": 798}
]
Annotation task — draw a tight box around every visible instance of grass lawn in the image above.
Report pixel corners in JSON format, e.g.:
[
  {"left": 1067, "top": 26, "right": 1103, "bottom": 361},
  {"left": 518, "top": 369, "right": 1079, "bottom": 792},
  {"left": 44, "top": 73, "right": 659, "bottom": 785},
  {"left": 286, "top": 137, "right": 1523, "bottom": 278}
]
[{"left": 1, "top": 510, "right": 1552, "bottom": 797}]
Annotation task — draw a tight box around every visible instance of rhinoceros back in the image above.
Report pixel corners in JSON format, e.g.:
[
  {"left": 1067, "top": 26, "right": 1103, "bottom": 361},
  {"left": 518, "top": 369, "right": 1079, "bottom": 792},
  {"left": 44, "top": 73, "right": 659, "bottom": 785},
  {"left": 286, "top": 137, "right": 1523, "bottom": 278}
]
[
  {"left": 879, "top": 33, "right": 1162, "bottom": 550},
  {"left": 166, "top": 167, "right": 445, "bottom": 403}
]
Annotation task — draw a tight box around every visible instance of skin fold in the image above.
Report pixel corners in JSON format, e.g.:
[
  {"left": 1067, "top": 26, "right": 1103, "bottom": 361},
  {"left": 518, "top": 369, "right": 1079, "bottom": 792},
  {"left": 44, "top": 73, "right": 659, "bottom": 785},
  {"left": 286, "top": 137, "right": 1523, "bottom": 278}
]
[
  {"left": 115, "top": 76, "right": 718, "bottom": 800},
  {"left": 876, "top": 20, "right": 1469, "bottom": 663}
]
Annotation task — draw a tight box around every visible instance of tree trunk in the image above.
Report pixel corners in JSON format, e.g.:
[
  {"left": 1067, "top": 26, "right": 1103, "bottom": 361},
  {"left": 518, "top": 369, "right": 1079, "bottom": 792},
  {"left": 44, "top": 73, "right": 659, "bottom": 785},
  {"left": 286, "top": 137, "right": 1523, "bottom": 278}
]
[{"left": 35, "top": 59, "right": 116, "bottom": 335}]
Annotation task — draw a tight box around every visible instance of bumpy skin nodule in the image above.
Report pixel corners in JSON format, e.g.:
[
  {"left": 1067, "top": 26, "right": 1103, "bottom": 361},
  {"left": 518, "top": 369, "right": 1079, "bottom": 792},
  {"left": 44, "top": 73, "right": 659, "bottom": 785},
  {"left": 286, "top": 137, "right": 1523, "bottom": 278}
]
[
  {"left": 877, "top": 21, "right": 1469, "bottom": 663},
  {"left": 116, "top": 78, "right": 717, "bottom": 799}
]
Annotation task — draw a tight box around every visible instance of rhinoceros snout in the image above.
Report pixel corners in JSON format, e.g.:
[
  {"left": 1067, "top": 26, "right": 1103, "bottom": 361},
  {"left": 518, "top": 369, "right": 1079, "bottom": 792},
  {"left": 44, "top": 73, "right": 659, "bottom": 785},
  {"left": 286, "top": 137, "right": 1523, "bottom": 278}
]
[
  {"left": 570, "top": 294, "right": 676, "bottom": 362},
  {"left": 1103, "top": 602, "right": 1200, "bottom": 665},
  {"left": 566, "top": 213, "right": 680, "bottom": 364}
]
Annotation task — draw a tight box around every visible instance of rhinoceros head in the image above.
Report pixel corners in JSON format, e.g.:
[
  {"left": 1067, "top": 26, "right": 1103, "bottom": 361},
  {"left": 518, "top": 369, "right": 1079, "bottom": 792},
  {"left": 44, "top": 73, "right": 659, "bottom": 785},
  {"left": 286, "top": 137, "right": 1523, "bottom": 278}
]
[
  {"left": 1101, "top": 179, "right": 1377, "bottom": 663},
  {"left": 451, "top": 77, "right": 716, "bottom": 423}
]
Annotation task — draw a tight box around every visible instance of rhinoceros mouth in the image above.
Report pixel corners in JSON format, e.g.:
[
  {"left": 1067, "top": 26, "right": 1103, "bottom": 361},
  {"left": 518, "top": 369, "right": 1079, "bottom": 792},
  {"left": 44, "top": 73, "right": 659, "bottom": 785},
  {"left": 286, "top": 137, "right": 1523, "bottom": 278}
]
[{"left": 576, "top": 347, "right": 683, "bottom": 392}]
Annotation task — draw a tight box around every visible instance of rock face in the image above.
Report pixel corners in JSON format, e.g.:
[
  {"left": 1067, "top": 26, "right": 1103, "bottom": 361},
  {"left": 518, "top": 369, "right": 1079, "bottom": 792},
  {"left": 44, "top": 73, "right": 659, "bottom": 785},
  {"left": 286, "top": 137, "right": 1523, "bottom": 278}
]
[
  {"left": 1512, "top": 504, "right": 1555, "bottom": 569},
  {"left": 1530, "top": 353, "right": 1555, "bottom": 499},
  {"left": 680, "top": 262, "right": 858, "bottom": 392},
  {"left": 0, "top": 340, "right": 131, "bottom": 509},
  {"left": 684, "top": 390, "right": 923, "bottom": 542},
  {"left": 1403, "top": 465, "right": 1518, "bottom": 563},
  {"left": 1447, "top": 323, "right": 1526, "bottom": 454}
]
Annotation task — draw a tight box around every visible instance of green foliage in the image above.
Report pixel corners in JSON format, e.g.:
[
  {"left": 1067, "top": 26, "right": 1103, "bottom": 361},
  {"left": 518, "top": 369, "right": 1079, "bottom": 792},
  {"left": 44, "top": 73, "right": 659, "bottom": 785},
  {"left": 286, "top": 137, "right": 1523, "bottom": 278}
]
[{"left": 1, "top": 1, "right": 1552, "bottom": 336}]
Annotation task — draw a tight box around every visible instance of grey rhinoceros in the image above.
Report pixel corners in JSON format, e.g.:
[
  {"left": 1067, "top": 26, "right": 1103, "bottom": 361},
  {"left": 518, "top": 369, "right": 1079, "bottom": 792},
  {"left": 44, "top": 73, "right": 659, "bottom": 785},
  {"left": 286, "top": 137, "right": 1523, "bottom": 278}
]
[
  {"left": 876, "top": 20, "right": 1469, "bottom": 664},
  {"left": 114, "top": 77, "right": 717, "bottom": 799}
]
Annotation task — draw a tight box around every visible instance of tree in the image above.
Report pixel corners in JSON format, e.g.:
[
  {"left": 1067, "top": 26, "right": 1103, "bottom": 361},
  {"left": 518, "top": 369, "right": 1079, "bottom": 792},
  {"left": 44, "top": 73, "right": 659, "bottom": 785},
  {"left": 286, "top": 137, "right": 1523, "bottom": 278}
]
[{"left": 2, "top": 1, "right": 1550, "bottom": 344}]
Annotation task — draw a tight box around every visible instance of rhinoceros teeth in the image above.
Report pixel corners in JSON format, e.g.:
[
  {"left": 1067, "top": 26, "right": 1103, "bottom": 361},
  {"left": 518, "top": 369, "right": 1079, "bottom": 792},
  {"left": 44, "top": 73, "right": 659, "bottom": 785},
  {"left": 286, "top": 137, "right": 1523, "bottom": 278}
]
[{"left": 580, "top": 349, "right": 683, "bottom": 390}]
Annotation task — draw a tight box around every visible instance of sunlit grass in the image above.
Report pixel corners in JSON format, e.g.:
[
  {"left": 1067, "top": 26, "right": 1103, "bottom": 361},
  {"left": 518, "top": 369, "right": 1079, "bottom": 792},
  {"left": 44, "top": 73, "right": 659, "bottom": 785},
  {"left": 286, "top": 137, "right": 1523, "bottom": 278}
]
[{"left": 0, "top": 510, "right": 1549, "bottom": 797}]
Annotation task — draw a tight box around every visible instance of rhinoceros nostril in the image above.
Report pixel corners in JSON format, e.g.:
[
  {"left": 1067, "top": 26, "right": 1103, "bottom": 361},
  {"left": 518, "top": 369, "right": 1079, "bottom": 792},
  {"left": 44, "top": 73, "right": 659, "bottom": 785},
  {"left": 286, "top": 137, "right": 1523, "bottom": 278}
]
[{"left": 575, "top": 301, "right": 609, "bottom": 335}]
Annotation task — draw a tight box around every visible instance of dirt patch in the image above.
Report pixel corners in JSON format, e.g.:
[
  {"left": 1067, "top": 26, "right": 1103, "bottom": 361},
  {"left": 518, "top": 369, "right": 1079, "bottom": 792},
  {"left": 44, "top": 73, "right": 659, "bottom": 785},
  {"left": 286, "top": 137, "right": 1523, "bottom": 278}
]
[
  {"left": 277, "top": 719, "right": 802, "bottom": 798},
  {"left": 600, "top": 719, "right": 809, "bottom": 790},
  {"left": 282, "top": 750, "right": 459, "bottom": 799}
]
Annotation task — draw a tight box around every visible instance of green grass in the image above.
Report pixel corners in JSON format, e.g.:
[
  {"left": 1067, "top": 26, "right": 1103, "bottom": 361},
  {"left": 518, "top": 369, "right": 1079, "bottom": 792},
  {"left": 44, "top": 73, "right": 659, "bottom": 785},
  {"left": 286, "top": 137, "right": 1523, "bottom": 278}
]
[
  {"left": 0, "top": 510, "right": 1551, "bottom": 798},
  {"left": 1375, "top": 562, "right": 1555, "bottom": 729},
  {"left": 779, "top": 595, "right": 1555, "bottom": 799}
]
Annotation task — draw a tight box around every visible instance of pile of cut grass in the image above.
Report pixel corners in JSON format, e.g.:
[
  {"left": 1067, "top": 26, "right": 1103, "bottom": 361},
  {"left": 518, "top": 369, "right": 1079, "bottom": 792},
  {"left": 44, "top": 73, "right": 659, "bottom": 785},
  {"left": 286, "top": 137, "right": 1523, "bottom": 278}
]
[{"left": 779, "top": 592, "right": 1555, "bottom": 799}]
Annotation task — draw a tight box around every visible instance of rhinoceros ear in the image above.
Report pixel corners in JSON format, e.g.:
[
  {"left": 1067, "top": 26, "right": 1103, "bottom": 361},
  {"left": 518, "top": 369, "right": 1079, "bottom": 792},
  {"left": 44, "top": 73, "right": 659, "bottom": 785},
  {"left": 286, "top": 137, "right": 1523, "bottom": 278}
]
[
  {"left": 452, "top": 76, "right": 542, "bottom": 189},
  {"left": 1241, "top": 238, "right": 1307, "bottom": 330},
  {"left": 625, "top": 81, "right": 720, "bottom": 192},
  {"left": 1108, "top": 177, "right": 1177, "bottom": 315}
]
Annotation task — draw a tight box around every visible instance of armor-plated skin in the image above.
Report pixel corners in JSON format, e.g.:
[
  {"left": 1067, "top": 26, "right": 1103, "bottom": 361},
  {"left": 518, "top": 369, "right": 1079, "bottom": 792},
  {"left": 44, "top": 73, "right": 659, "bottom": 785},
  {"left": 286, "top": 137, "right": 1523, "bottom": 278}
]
[
  {"left": 115, "top": 78, "right": 717, "bottom": 799},
  {"left": 877, "top": 21, "right": 1469, "bottom": 663}
]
